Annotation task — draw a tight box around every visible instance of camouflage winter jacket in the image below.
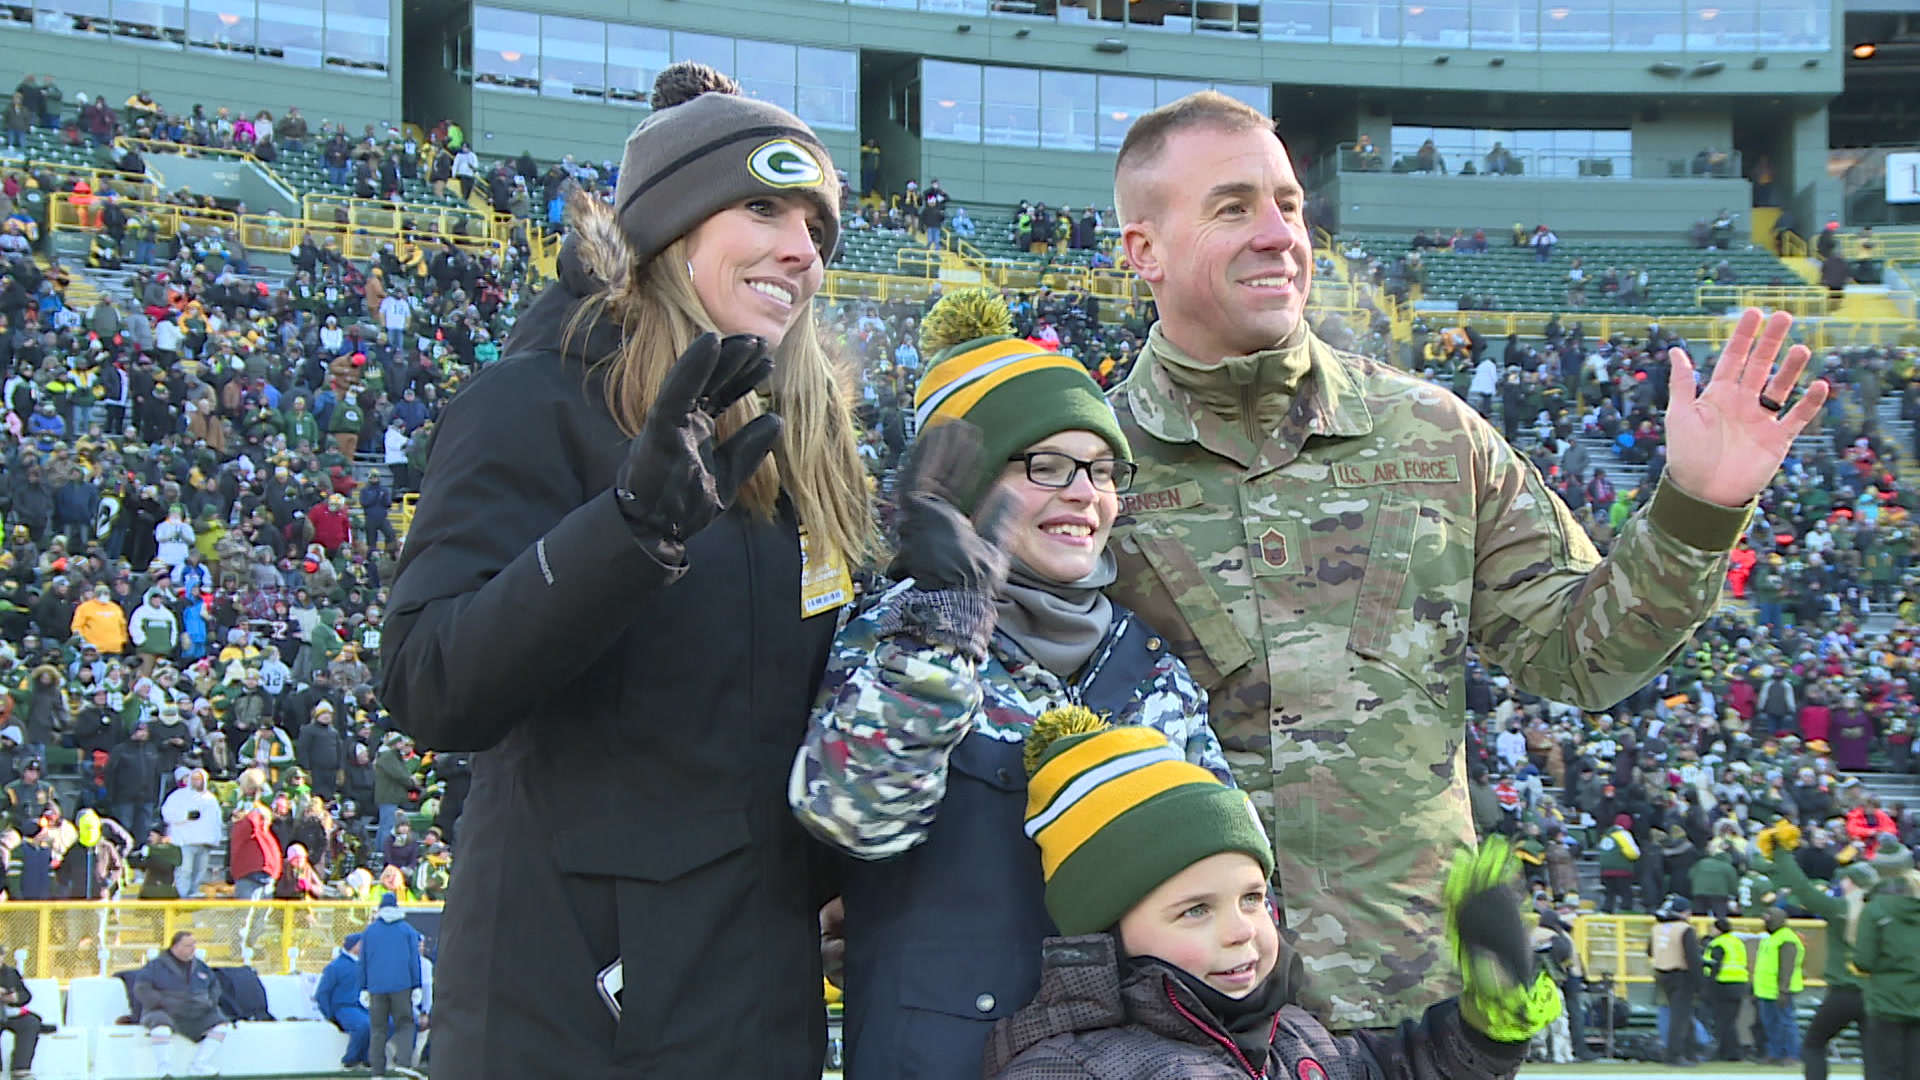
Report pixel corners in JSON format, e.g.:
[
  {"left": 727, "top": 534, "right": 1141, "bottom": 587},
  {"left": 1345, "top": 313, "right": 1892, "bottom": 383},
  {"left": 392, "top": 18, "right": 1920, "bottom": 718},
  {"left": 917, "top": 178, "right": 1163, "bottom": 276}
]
[
  {"left": 1106, "top": 325, "right": 1751, "bottom": 1028},
  {"left": 984, "top": 934, "right": 1527, "bottom": 1080},
  {"left": 791, "top": 578, "right": 1229, "bottom": 860}
]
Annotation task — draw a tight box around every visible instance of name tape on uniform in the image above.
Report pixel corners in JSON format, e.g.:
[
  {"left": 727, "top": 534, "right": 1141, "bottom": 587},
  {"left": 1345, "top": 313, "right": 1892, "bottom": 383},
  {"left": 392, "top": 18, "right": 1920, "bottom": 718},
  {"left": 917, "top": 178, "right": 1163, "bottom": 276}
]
[
  {"left": 1119, "top": 481, "right": 1205, "bottom": 516},
  {"left": 1331, "top": 456, "right": 1459, "bottom": 487}
]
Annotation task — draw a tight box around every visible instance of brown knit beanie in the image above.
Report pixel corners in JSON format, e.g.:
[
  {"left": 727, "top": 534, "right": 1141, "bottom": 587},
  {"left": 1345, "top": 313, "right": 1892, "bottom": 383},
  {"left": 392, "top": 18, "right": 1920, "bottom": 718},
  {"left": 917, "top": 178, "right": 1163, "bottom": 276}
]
[{"left": 613, "top": 62, "right": 842, "bottom": 271}]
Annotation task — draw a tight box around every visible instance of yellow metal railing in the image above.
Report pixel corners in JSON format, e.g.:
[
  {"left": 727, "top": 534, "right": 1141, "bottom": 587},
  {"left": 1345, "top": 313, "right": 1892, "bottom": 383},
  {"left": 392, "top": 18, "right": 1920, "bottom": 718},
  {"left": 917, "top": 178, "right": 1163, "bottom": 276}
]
[
  {"left": 52, "top": 194, "right": 237, "bottom": 237},
  {"left": 819, "top": 270, "right": 944, "bottom": 305},
  {"left": 1696, "top": 284, "right": 1834, "bottom": 318},
  {"left": 1780, "top": 230, "right": 1809, "bottom": 259},
  {"left": 0, "top": 900, "right": 432, "bottom": 981},
  {"left": 893, "top": 247, "right": 947, "bottom": 278},
  {"left": 9, "top": 160, "right": 160, "bottom": 202},
  {"left": 117, "top": 137, "right": 260, "bottom": 167},
  {"left": 301, "top": 193, "right": 506, "bottom": 244},
  {"left": 1845, "top": 231, "right": 1920, "bottom": 263},
  {"left": 1573, "top": 914, "right": 1829, "bottom": 988},
  {"left": 52, "top": 193, "right": 508, "bottom": 265}
]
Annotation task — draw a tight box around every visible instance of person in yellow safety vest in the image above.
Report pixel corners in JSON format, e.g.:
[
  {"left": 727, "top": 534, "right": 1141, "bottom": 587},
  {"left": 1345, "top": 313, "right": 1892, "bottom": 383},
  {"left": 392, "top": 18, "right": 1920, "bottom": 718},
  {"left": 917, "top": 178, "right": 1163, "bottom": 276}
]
[
  {"left": 1704, "top": 914, "right": 1751, "bottom": 1062},
  {"left": 1649, "top": 895, "right": 1704, "bottom": 1065},
  {"left": 1754, "top": 907, "right": 1806, "bottom": 1065}
]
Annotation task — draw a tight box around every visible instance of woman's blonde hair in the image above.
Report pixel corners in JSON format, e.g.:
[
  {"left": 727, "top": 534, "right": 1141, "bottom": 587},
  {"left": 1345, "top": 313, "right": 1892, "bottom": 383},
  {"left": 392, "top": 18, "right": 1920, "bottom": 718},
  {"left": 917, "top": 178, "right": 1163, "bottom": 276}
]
[{"left": 567, "top": 215, "right": 874, "bottom": 567}]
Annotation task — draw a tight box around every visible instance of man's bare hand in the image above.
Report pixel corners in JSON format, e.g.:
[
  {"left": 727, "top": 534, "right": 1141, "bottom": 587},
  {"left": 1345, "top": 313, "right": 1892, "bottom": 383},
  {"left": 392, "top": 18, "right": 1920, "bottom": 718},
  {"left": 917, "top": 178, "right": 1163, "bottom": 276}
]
[{"left": 1663, "top": 307, "right": 1830, "bottom": 510}]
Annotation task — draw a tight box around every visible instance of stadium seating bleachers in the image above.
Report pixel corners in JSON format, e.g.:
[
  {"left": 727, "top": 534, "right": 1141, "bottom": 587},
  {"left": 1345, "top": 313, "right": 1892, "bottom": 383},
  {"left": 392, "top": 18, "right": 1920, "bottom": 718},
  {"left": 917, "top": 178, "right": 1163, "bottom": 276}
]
[{"left": 1343, "top": 232, "right": 1804, "bottom": 317}]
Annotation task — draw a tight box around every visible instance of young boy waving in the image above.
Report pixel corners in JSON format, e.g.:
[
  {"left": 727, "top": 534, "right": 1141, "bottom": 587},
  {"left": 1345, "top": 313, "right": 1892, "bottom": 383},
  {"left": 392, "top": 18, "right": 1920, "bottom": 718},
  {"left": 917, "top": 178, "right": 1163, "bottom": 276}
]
[{"left": 986, "top": 709, "right": 1559, "bottom": 1079}]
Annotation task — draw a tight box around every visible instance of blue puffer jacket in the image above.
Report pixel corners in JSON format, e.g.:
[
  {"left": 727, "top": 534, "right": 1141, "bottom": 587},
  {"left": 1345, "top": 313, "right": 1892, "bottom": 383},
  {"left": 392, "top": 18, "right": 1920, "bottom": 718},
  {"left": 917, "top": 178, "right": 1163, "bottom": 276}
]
[
  {"left": 314, "top": 952, "right": 362, "bottom": 1022},
  {"left": 358, "top": 908, "right": 422, "bottom": 995}
]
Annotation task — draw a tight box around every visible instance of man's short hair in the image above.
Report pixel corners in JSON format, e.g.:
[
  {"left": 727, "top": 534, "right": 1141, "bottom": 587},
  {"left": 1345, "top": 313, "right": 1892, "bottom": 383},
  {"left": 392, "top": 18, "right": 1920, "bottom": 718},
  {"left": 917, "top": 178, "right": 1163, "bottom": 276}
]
[{"left": 1114, "top": 90, "right": 1272, "bottom": 222}]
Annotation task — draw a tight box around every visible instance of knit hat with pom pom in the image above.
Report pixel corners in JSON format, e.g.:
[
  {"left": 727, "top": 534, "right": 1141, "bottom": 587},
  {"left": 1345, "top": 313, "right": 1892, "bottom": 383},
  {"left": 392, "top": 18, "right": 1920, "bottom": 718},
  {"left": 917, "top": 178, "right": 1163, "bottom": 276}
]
[
  {"left": 913, "top": 289, "right": 1129, "bottom": 512},
  {"left": 613, "top": 61, "right": 841, "bottom": 271},
  {"left": 1023, "top": 706, "right": 1272, "bottom": 936}
]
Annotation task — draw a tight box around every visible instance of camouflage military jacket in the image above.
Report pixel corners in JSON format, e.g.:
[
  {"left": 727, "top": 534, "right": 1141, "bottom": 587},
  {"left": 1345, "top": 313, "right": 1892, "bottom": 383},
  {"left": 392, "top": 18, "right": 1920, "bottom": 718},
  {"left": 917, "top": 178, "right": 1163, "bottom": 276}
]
[
  {"left": 791, "top": 578, "right": 1229, "bottom": 860},
  {"left": 1105, "top": 326, "right": 1749, "bottom": 1029}
]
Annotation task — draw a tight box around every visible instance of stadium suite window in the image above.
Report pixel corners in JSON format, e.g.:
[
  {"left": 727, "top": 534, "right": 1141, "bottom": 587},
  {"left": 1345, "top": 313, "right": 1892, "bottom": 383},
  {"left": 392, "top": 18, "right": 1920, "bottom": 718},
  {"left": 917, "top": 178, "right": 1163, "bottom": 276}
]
[
  {"left": 1688, "top": 0, "right": 1756, "bottom": 49},
  {"left": 104, "top": 0, "right": 185, "bottom": 45},
  {"left": 1390, "top": 124, "right": 1632, "bottom": 178},
  {"left": 983, "top": 65, "right": 1040, "bottom": 147},
  {"left": 1330, "top": 0, "right": 1398, "bottom": 43},
  {"left": 474, "top": 6, "right": 539, "bottom": 92},
  {"left": 1261, "top": 0, "right": 1329, "bottom": 40},
  {"left": 1469, "top": 0, "right": 1536, "bottom": 47},
  {"left": 186, "top": 0, "right": 254, "bottom": 54},
  {"left": 922, "top": 58, "right": 983, "bottom": 142},
  {"left": 673, "top": 29, "right": 734, "bottom": 72},
  {"left": 1612, "top": 0, "right": 1684, "bottom": 50},
  {"left": 737, "top": 38, "right": 798, "bottom": 113},
  {"left": 256, "top": 0, "right": 323, "bottom": 67},
  {"left": 1041, "top": 70, "right": 1096, "bottom": 151},
  {"left": 606, "top": 24, "right": 669, "bottom": 105},
  {"left": 24, "top": 0, "right": 110, "bottom": 34},
  {"left": 540, "top": 13, "right": 606, "bottom": 99},
  {"left": 925, "top": 59, "right": 1263, "bottom": 148},
  {"left": 796, "top": 46, "right": 856, "bottom": 130},
  {"left": 322, "top": 0, "right": 385, "bottom": 71},
  {"left": 1400, "top": 0, "right": 1468, "bottom": 46},
  {"left": 1097, "top": 74, "right": 1155, "bottom": 152}
]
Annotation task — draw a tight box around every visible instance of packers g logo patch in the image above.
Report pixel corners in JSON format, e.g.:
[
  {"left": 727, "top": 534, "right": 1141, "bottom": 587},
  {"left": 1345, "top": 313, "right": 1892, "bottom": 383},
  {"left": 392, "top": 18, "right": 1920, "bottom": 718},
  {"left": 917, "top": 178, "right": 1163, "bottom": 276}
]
[{"left": 748, "top": 138, "right": 825, "bottom": 188}]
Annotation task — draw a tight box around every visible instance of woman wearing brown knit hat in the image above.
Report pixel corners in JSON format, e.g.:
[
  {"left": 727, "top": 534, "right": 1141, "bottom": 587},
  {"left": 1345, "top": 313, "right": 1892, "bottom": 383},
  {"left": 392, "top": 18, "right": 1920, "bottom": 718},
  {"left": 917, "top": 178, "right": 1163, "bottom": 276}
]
[{"left": 382, "top": 61, "right": 872, "bottom": 1078}]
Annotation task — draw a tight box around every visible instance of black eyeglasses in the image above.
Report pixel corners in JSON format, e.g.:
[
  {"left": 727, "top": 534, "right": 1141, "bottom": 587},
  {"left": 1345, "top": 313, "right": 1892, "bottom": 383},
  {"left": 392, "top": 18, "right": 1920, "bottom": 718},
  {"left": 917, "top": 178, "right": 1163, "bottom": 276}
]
[{"left": 1008, "top": 452, "right": 1137, "bottom": 494}]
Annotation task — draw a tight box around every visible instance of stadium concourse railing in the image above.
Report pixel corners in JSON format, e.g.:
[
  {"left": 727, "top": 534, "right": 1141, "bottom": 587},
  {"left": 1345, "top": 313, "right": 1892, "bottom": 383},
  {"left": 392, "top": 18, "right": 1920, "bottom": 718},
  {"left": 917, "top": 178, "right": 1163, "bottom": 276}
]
[
  {"left": 47, "top": 193, "right": 510, "bottom": 265},
  {"left": 23, "top": 160, "right": 161, "bottom": 204},
  {"left": 1846, "top": 231, "right": 1920, "bottom": 263},
  {"left": 1572, "top": 913, "right": 1830, "bottom": 989},
  {"left": 0, "top": 900, "right": 434, "bottom": 981},
  {"left": 0, "top": 899, "right": 1825, "bottom": 993}
]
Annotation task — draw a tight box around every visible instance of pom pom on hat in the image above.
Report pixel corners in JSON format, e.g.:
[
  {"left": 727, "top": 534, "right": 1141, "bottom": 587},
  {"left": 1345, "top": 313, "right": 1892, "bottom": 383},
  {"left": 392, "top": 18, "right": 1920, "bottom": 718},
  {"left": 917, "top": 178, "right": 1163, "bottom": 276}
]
[
  {"left": 912, "top": 291, "right": 1129, "bottom": 513},
  {"left": 1024, "top": 704, "right": 1108, "bottom": 778},
  {"left": 921, "top": 288, "right": 1016, "bottom": 357}
]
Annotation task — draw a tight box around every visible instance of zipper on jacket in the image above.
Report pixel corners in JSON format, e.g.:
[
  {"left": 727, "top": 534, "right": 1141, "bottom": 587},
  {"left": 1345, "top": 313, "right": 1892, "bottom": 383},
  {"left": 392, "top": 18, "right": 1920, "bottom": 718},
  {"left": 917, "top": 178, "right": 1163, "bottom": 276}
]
[
  {"left": 1163, "top": 976, "right": 1266, "bottom": 1079},
  {"left": 1066, "top": 612, "right": 1132, "bottom": 707}
]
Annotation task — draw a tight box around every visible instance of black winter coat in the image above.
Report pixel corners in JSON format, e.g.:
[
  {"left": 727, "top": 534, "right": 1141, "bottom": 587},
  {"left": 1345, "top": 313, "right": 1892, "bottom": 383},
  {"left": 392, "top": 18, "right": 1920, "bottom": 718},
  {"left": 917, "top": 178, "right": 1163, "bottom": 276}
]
[
  {"left": 382, "top": 261, "right": 843, "bottom": 1079},
  {"left": 106, "top": 739, "right": 163, "bottom": 806}
]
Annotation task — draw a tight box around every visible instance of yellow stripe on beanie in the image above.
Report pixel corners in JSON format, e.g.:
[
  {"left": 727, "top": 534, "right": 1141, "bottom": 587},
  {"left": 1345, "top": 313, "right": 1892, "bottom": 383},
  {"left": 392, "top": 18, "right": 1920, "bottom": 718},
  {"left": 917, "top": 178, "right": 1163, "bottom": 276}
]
[
  {"left": 914, "top": 338, "right": 1039, "bottom": 408},
  {"left": 1026, "top": 725, "right": 1170, "bottom": 818},
  {"left": 935, "top": 355, "right": 1090, "bottom": 426},
  {"left": 1032, "top": 759, "right": 1223, "bottom": 878}
]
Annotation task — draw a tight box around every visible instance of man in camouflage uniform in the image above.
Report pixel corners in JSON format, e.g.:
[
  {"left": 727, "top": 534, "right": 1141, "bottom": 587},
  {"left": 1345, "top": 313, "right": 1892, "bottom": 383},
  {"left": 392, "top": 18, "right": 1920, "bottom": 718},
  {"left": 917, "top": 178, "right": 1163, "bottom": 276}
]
[{"left": 1102, "top": 91, "right": 1831, "bottom": 1030}]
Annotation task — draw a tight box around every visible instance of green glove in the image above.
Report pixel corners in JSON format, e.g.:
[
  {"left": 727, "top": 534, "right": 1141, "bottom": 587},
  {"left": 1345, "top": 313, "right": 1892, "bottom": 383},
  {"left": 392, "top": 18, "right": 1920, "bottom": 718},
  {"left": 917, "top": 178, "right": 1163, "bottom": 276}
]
[{"left": 1445, "top": 836, "right": 1563, "bottom": 1043}]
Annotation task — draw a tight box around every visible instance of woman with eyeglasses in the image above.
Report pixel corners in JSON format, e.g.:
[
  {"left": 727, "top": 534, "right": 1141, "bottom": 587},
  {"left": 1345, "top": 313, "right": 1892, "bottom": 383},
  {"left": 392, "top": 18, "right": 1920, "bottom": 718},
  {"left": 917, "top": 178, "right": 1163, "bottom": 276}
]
[{"left": 791, "top": 290, "right": 1230, "bottom": 1079}]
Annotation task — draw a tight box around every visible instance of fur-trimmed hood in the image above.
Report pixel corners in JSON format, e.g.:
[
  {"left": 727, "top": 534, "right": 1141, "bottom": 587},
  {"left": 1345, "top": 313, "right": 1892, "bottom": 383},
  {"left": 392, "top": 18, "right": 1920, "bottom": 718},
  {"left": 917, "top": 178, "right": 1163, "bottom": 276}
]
[{"left": 556, "top": 194, "right": 634, "bottom": 305}]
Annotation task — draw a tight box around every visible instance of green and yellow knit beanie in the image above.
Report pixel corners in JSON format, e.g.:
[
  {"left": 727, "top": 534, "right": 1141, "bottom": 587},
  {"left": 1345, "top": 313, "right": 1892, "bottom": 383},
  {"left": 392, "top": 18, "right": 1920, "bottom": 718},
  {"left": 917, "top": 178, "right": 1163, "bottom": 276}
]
[
  {"left": 1023, "top": 706, "right": 1273, "bottom": 936},
  {"left": 914, "top": 290, "right": 1130, "bottom": 512}
]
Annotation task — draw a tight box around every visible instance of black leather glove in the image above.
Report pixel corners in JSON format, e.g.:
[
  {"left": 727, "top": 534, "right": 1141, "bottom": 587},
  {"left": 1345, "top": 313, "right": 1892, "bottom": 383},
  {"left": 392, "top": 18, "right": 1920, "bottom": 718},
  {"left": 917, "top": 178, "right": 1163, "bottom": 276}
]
[
  {"left": 615, "top": 333, "right": 781, "bottom": 559},
  {"left": 891, "top": 420, "right": 1010, "bottom": 593},
  {"left": 882, "top": 422, "right": 1010, "bottom": 659}
]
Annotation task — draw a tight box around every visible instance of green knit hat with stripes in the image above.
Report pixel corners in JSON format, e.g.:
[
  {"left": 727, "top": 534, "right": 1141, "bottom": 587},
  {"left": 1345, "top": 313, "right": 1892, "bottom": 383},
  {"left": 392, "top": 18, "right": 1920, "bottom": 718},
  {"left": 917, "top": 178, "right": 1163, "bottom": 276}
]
[
  {"left": 914, "top": 290, "right": 1129, "bottom": 513},
  {"left": 1023, "top": 707, "right": 1273, "bottom": 936}
]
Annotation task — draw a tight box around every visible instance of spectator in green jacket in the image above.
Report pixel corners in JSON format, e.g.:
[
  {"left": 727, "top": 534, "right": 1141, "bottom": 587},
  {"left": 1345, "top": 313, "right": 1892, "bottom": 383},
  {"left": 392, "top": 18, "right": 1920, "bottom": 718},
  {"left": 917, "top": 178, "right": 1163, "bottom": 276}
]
[
  {"left": 373, "top": 734, "right": 418, "bottom": 858},
  {"left": 1690, "top": 839, "right": 1741, "bottom": 918},
  {"left": 1761, "top": 836, "right": 1875, "bottom": 1080},
  {"left": 1854, "top": 853, "right": 1920, "bottom": 1075}
]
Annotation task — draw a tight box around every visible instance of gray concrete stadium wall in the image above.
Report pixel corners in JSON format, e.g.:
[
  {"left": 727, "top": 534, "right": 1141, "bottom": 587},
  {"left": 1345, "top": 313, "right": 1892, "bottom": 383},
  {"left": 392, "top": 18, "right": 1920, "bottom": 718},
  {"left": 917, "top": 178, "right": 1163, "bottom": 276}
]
[
  {"left": 5, "top": 29, "right": 401, "bottom": 134},
  {"left": 1325, "top": 172, "right": 1752, "bottom": 235}
]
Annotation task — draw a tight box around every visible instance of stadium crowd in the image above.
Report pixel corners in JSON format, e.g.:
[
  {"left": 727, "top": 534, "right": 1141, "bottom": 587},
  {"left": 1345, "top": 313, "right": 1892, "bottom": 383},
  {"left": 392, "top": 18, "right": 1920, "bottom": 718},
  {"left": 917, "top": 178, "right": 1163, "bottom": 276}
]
[{"left": 6, "top": 69, "right": 1920, "bottom": 1077}]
